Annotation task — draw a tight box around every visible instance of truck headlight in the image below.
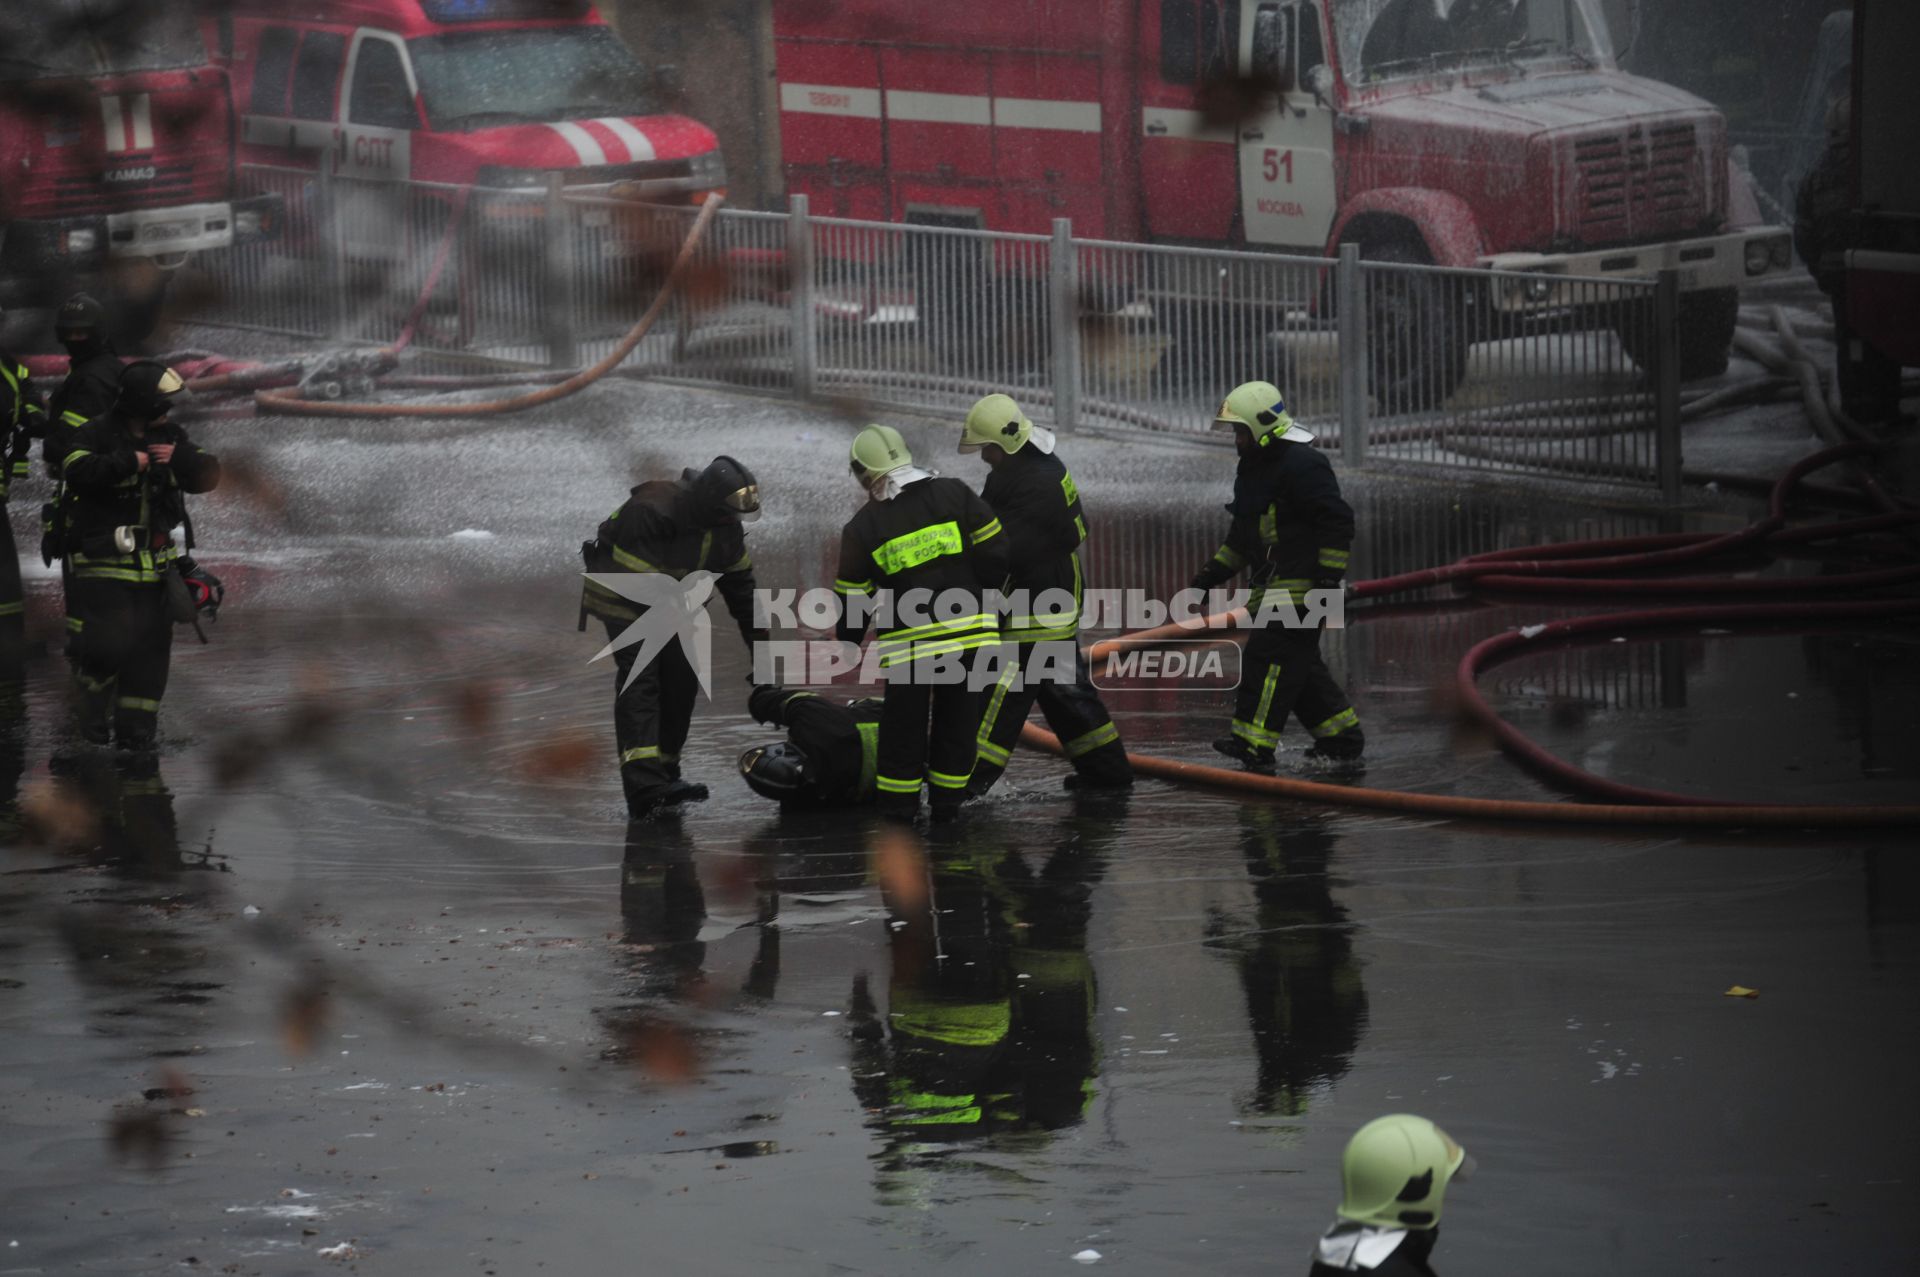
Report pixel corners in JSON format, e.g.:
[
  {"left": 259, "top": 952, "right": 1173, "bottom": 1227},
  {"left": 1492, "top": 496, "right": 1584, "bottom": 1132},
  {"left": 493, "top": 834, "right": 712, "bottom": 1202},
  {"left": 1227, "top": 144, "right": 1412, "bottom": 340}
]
[
  {"left": 688, "top": 149, "right": 726, "bottom": 187},
  {"left": 63, "top": 227, "right": 98, "bottom": 254},
  {"left": 235, "top": 209, "right": 262, "bottom": 236},
  {"left": 1745, "top": 239, "right": 1773, "bottom": 276}
]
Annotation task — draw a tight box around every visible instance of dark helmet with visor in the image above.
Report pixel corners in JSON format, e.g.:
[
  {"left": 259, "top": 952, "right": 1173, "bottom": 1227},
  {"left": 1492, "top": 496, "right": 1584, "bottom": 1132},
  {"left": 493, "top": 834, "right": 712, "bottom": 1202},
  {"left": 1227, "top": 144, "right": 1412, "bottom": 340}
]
[
  {"left": 115, "top": 360, "right": 188, "bottom": 421},
  {"left": 686, "top": 454, "right": 762, "bottom": 523},
  {"left": 739, "top": 740, "right": 811, "bottom": 803}
]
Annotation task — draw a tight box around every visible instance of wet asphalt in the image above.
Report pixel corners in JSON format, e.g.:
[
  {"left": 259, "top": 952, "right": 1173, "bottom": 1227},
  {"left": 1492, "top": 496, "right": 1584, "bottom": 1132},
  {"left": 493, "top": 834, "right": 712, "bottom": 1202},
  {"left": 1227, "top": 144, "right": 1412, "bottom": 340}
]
[{"left": 0, "top": 377, "right": 1915, "bottom": 1274}]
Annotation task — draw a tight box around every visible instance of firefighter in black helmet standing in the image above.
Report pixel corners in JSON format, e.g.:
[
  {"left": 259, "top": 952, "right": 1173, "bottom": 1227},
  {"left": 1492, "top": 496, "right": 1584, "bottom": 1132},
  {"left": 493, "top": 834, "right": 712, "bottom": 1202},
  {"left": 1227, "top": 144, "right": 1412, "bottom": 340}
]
[
  {"left": 45, "top": 293, "right": 125, "bottom": 653},
  {"left": 0, "top": 336, "right": 45, "bottom": 656},
  {"left": 60, "top": 362, "right": 220, "bottom": 750},
  {"left": 1191, "top": 381, "right": 1363, "bottom": 769},
  {"left": 581, "top": 456, "right": 768, "bottom": 818},
  {"left": 834, "top": 425, "right": 1007, "bottom": 823},
  {"left": 957, "top": 394, "right": 1130, "bottom": 794}
]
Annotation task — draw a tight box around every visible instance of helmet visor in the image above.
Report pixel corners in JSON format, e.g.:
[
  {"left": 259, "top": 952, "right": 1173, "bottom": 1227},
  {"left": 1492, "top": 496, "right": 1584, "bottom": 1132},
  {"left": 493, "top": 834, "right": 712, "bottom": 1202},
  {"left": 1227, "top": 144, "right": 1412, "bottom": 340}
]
[{"left": 725, "top": 482, "right": 762, "bottom": 522}]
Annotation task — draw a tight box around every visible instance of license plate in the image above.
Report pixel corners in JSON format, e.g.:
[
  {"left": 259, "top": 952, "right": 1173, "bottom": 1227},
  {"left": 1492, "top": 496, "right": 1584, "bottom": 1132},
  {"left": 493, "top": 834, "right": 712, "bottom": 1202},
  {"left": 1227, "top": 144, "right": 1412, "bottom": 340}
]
[{"left": 141, "top": 220, "right": 197, "bottom": 244}]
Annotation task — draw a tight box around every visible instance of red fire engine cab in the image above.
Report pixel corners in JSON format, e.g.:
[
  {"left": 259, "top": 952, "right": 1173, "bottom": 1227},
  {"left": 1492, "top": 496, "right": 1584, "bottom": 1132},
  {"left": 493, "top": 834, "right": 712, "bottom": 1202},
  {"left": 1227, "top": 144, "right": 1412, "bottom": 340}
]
[
  {"left": 1, "top": 0, "right": 282, "bottom": 338},
  {"left": 774, "top": 0, "right": 1793, "bottom": 395},
  {"left": 220, "top": 0, "right": 723, "bottom": 201}
]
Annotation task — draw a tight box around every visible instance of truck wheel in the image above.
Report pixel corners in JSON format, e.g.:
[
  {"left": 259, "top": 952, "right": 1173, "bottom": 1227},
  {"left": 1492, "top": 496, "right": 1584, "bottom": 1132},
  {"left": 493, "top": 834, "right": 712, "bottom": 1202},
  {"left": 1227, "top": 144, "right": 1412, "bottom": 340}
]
[
  {"left": 1362, "top": 240, "right": 1469, "bottom": 413},
  {"left": 1614, "top": 286, "right": 1739, "bottom": 380}
]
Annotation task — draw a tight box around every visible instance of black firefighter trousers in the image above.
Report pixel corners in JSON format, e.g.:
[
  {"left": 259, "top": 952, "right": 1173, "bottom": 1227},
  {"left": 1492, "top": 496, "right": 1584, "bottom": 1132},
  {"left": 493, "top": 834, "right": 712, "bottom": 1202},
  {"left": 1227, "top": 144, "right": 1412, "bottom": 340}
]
[
  {"left": 874, "top": 652, "right": 983, "bottom": 818},
  {"left": 605, "top": 619, "right": 696, "bottom": 813},
  {"left": 1231, "top": 617, "right": 1361, "bottom": 755},
  {"left": 71, "top": 578, "right": 173, "bottom": 747},
  {"left": 972, "top": 640, "right": 1130, "bottom": 792}
]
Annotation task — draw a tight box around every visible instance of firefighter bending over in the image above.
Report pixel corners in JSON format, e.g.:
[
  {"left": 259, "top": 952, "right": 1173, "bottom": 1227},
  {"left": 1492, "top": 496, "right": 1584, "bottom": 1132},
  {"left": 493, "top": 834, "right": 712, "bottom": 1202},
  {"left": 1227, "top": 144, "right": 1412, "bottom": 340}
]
[
  {"left": 958, "top": 394, "right": 1131, "bottom": 795},
  {"left": 1191, "top": 381, "right": 1363, "bottom": 769},
  {"left": 61, "top": 363, "right": 220, "bottom": 750},
  {"left": 737, "top": 684, "right": 884, "bottom": 808},
  {"left": 581, "top": 456, "right": 768, "bottom": 818},
  {"left": 834, "top": 425, "right": 1007, "bottom": 823},
  {"left": 1310, "top": 1114, "right": 1473, "bottom": 1276}
]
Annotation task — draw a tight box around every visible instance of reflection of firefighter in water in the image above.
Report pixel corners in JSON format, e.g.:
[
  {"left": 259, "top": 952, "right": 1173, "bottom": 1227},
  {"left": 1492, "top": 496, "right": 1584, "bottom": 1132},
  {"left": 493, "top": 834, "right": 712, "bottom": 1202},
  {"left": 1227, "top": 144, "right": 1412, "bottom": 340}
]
[
  {"left": 849, "top": 812, "right": 1113, "bottom": 1172},
  {"left": 1205, "top": 808, "right": 1367, "bottom": 1116}
]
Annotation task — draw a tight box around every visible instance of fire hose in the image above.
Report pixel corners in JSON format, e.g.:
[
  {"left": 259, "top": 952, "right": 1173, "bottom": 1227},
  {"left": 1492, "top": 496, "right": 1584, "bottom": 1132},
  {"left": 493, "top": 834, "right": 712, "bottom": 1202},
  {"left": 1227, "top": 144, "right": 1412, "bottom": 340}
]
[{"left": 1020, "top": 443, "right": 1920, "bottom": 826}]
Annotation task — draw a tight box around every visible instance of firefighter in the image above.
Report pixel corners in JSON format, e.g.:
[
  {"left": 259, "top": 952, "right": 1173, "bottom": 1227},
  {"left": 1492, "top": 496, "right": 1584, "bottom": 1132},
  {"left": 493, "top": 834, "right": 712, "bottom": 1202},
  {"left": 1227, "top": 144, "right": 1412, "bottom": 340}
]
[
  {"left": 581, "top": 455, "right": 768, "bottom": 818},
  {"left": 45, "top": 293, "right": 125, "bottom": 654},
  {"left": 1190, "top": 381, "right": 1363, "bottom": 769},
  {"left": 1, "top": 340, "right": 45, "bottom": 655},
  {"left": 834, "top": 424, "right": 1007, "bottom": 823},
  {"left": 61, "top": 362, "right": 220, "bottom": 750},
  {"left": 739, "top": 683, "right": 883, "bottom": 808},
  {"left": 1309, "top": 1114, "right": 1473, "bottom": 1276},
  {"left": 958, "top": 394, "right": 1131, "bottom": 794}
]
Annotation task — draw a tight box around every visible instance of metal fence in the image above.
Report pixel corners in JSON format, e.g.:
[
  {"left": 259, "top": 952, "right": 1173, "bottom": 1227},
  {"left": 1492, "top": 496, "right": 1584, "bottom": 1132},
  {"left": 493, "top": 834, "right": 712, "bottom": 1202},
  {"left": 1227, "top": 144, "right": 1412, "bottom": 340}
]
[{"left": 194, "top": 169, "right": 1685, "bottom": 498}]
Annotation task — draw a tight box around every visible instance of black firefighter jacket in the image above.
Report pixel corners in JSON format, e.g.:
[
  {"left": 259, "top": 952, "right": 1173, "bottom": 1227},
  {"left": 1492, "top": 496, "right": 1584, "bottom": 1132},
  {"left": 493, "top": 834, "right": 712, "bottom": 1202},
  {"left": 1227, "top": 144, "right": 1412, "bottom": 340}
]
[
  {"left": 833, "top": 475, "right": 1008, "bottom": 666},
  {"left": 62, "top": 413, "right": 219, "bottom": 586},
  {"left": 748, "top": 685, "right": 883, "bottom": 805},
  {"left": 1193, "top": 438, "right": 1355, "bottom": 609},
  {"left": 979, "top": 446, "right": 1089, "bottom": 642},
  {"left": 582, "top": 477, "right": 759, "bottom": 642}
]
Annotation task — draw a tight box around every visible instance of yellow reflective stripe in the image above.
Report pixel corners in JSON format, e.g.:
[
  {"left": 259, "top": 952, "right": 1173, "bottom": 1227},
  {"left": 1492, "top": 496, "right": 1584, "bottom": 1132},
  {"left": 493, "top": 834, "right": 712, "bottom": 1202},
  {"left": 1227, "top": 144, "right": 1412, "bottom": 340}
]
[
  {"left": 874, "top": 630, "right": 1000, "bottom": 666},
  {"left": 116, "top": 696, "right": 160, "bottom": 712},
  {"left": 61, "top": 410, "right": 88, "bottom": 426},
  {"left": 1059, "top": 471, "right": 1079, "bottom": 506},
  {"left": 926, "top": 768, "right": 971, "bottom": 791},
  {"left": 969, "top": 517, "right": 1002, "bottom": 545},
  {"left": 879, "top": 612, "right": 996, "bottom": 643},
  {"left": 1258, "top": 506, "right": 1277, "bottom": 545},
  {"left": 621, "top": 746, "right": 662, "bottom": 763},
  {"left": 1232, "top": 719, "right": 1281, "bottom": 747},
  {"left": 66, "top": 615, "right": 84, "bottom": 633},
  {"left": 975, "top": 741, "right": 1011, "bottom": 766},
  {"left": 723, "top": 553, "right": 751, "bottom": 573},
  {"left": 833, "top": 577, "right": 874, "bottom": 595},
  {"left": 874, "top": 774, "right": 922, "bottom": 794},
  {"left": 855, "top": 721, "right": 879, "bottom": 795},
  {"left": 1063, "top": 721, "right": 1119, "bottom": 758},
  {"left": 1073, "top": 514, "right": 1087, "bottom": 542},
  {"left": 889, "top": 1085, "right": 983, "bottom": 1126},
  {"left": 0, "top": 601, "right": 23, "bottom": 617},
  {"left": 1311, "top": 708, "right": 1360, "bottom": 738},
  {"left": 975, "top": 659, "right": 1020, "bottom": 748},
  {"left": 1254, "top": 663, "right": 1281, "bottom": 726},
  {"left": 610, "top": 545, "right": 665, "bottom": 573},
  {"left": 1212, "top": 545, "right": 1245, "bottom": 569},
  {"left": 1318, "top": 548, "right": 1350, "bottom": 566},
  {"left": 871, "top": 520, "right": 964, "bottom": 575},
  {"left": 696, "top": 531, "right": 712, "bottom": 570},
  {"left": 61, "top": 448, "right": 93, "bottom": 471}
]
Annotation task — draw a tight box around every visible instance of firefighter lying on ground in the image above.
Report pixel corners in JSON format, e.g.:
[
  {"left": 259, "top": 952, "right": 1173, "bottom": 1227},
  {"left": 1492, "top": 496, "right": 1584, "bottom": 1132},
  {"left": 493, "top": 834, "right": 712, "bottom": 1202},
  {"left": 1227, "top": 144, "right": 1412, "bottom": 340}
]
[
  {"left": 60, "top": 362, "right": 221, "bottom": 751},
  {"left": 581, "top": 455, "right": 769, "bottom": 818},
  {"left": 738, "top": 684, "right": 883, "bottom": 808},
  {"left": 958, "top": 394, "right": 1131, "bottom": 795},
  {"left": 1191, "top": 381, "right": 1364, "bottom": 770},
  {"left": 1309, "top": 1114, "right": 1473, "bottom": 1276}
]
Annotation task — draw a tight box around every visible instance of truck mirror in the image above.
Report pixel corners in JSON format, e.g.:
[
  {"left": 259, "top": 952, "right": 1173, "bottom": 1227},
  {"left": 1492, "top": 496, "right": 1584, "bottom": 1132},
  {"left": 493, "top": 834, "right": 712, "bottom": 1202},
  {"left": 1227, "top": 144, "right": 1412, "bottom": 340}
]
[
  {"left": 1251, "top": 6, "right": 1289, "bottom": 88},
  {"left": 1306, "top": 62, "right": 1334, "bottom": 106}
]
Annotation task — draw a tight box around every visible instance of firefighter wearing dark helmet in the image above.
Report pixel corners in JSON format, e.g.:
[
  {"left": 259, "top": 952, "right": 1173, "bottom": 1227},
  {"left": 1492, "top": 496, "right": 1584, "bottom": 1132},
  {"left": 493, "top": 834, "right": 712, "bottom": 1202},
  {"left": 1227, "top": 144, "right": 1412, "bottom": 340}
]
[
  {"left": 958, "top": 394, "right": 1131, "bottom": 795},
  {"left": 60, "top": 362, "right": 220, "bottom": 750},
  {"left": 45, "top": 293, "right": 125, "bottom": 652},
  {"left": 0, "top": 336, "right": 46, "bottom": 655},
  {"left": 1191, "top": 381, "right": 1363, "bottom": 770},
  {"left": 581, "top": 455, "right": 769, "bottom": 818},
  {"left": 834, "top": 425, "right": 1007, "bottom": 823},
  {"left": 739, "top": 684, "right": 884, "bottom": 807},
  {"left": 1310, "top": 1114, "right": 1473, "bottom": 1275}
]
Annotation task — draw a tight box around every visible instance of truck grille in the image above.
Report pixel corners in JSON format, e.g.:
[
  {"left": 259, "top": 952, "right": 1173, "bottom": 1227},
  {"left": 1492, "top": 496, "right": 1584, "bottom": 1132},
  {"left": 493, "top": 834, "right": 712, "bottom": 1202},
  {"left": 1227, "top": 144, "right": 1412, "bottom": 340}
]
[
  {"left": 1573, "top": 123, "right": 1705, "bottom": 242},
  {"left": 47, "top": 162, "right": 202, "bottom": 216}
]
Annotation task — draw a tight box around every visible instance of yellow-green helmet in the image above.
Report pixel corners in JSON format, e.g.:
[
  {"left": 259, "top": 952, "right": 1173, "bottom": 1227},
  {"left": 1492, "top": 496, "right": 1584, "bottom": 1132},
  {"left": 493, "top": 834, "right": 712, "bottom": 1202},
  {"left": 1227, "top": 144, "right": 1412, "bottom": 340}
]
[
  {"left": 1212, "top": 380, "right": 1314, "bottom": 444},
  {"left": 960, "top": 393, "right": 1054, "bottom": 455},
  {"left": 1336, "top": 1114, "right": 1472, "bottom": 1230},
  {"left": 850, "top": 424, "right": 913, "bottom": 482}
]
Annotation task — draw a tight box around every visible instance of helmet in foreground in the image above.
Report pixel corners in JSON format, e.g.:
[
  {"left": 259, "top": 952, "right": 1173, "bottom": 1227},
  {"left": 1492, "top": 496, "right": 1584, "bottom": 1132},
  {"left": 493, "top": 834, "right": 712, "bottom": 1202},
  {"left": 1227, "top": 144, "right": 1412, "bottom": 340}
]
[
  {"left": 960, "top": 393, "right": 1055, "bottom": 455},
  {"left": 739, "top": 741, "right": 812, "bottom": 803},
  {"left": 850, "top": 424, "right": 913, "bottom": 484},
  {"left": 686, "top": 454, "right": 762, "bottom": 522},
  {"left": 1212, "top": 380, "right": 1314, "bottom": 444},
  {"left": 115, "top": 361, "right": 187, "bottom": 421},
  {"left": 1337, "top": 1114, "right": 1473, "bottom": 1231}
]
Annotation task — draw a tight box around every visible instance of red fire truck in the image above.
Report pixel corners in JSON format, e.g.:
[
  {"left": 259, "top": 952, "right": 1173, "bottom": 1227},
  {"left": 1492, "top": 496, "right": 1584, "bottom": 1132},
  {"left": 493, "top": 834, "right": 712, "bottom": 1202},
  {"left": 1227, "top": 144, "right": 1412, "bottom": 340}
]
[
  {"left": 773, "top": 0, "right": 1793, "bottom": 399},
  {"left": 1, "top": 1, "right": 282, "bottom": 340}
]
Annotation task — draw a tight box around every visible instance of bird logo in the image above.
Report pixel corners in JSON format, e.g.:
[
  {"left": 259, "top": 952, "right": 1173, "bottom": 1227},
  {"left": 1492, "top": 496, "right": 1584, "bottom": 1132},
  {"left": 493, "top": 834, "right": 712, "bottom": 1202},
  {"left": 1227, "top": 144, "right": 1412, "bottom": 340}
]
[{"left": 584, "top": 569, "right": 717, "bottom": 698}]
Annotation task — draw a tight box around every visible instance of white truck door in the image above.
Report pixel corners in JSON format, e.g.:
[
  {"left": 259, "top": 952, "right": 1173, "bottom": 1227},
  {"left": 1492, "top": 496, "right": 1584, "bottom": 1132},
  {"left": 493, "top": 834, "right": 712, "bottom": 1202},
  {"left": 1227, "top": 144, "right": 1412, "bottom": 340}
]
[{"left": 1237, "top": 1, "right": 1337, "bottom": 250}]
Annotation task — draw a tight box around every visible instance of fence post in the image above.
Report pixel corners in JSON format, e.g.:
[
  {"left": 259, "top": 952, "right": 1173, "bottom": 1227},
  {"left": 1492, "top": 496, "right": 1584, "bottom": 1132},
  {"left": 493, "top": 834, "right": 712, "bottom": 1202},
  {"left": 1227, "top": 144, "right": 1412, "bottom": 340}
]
[
  {"left": 1049, "top": 217, "right": 1080, "bottom": 434},
  {"left": 788, "top": 193, "right": 817, "bottom": 401},
  {"left": 541, "top": 174, "right": 580, "bottom": 370},
  {"left": 317, "top": 165, "right": 349, "bottom": 341},
  {"left": 1654, "top": 269, "right": 1683, "bottom": 504},
  {"left": 1336, "top": 241, "right": 1368, "bottom": 467}
]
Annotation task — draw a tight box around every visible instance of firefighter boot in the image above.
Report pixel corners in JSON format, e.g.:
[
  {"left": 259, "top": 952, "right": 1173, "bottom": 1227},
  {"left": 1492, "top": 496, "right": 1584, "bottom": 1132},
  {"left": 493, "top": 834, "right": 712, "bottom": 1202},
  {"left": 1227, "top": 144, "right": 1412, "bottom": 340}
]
[
  {"left": 1212, "top": 736, "right": 1276, "bottom": 772},
  {"left": 1305, "top": 725, "right": 1365, "bottom": 763},
  {"left": 74, "top": 671, "right": 115, "bottom": 746},
  {"left": 661, "top": 779, "right": 710, "bottom": 805}
]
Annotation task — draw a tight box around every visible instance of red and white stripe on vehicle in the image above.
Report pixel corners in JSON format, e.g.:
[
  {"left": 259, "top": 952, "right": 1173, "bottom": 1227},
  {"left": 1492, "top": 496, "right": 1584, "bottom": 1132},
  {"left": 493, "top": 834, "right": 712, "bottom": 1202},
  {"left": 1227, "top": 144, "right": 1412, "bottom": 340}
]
[
  {"left": 99, "top": 94, "right": 155, "bottom": 153},
  {"left": 543, "top": 117, "right": 660, "bottom": 166},
  {"left": 779, "top": 84, "right": 1100, "bottom": 132}
]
